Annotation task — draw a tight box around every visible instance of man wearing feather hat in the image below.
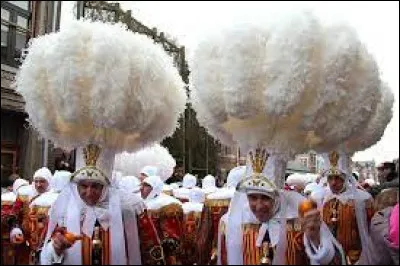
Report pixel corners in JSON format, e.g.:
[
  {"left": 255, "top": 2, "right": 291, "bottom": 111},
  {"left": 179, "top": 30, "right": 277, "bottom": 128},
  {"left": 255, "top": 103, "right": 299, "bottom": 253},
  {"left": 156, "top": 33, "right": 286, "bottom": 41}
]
[
  {"left": 320, "top": 151, "right": 375, "bottom": 265},
  {"left": 13, "top": 16, "right": 187, "bottom": 265},
  {"left": 219, "top": 150, "right": 346, "bottom": 265},
  {"left": 40, "top": 144, "right": 165, "bottom": 265}
]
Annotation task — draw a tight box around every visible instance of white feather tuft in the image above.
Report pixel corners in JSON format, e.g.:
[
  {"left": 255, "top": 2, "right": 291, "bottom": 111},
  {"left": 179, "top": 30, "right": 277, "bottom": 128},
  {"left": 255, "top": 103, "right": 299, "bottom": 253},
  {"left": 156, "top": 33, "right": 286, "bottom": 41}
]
[
  {"left": 305, "top": 25, "right": 381, "bottom": 151},
  {"left": 114, "top": 144, "right": 176, "bottom": 182},
  {"left": 190, "top": 11, "right": 382, "bottom": 155},
  {"left": 16, "top": 20, "right": 186, "bottom": 152},
  {"left": 343, "top": 82, "right": 394, "bottom": 154}
]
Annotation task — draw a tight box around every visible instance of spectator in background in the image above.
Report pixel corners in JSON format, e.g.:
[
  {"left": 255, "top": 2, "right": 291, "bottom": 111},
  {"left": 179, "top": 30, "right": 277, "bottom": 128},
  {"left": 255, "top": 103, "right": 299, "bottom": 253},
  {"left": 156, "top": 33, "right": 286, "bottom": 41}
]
[
  {"left": 369, "top": 162, "right": 399, "bottom": 198},
  {"left": 378, "top": 162, "right": 397, "bottom": 183},
  {"left": 369, "top": 203, "right": 399, "bottom": 264},
  {"left": 54, "top": 150, "right": 74, "bottom": 172},
  {"left": 166, "top": 166, "right": 184, "bottom": 184},
  {"left": 1, "top": 173, "right": 19, "bottom": 193}
]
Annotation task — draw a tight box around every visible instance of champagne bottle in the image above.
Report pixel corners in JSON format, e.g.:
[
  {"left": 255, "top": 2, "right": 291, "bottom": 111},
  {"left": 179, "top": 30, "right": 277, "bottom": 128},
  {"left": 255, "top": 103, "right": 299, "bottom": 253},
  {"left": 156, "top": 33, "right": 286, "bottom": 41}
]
[
  {"left": 92, "top": 226, "right": 102, "bottom": 265},
  {"left": 260, "top": 242, "right": 271, "bottom": 265}
]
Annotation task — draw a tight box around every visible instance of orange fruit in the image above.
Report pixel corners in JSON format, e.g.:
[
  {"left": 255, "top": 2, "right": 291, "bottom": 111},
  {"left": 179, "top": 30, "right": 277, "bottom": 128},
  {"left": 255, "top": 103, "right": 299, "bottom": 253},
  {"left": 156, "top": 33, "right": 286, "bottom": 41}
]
[
  {"left": 298, "top": 199, "right": 317, "bottom": 218},
  {"left": 64, "top": 232, "right": 83, "bottom": 244}
]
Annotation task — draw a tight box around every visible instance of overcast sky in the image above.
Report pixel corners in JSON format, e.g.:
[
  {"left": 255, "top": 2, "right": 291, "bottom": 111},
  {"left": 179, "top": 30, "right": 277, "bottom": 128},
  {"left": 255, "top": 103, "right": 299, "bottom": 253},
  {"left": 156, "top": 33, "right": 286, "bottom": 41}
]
[{"left": 61, "top": 1, "right": 399, "bottom": 164}]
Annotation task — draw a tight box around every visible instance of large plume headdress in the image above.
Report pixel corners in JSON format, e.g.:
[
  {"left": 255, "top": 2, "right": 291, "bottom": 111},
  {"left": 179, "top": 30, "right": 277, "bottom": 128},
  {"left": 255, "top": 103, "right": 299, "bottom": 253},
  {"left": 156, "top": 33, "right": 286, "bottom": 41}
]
[
  {"left": 16, "top": 20, "right": 186, "bottom": 180},
  {"left": 190, "top": 11, "right": 386, "bottom": 188}
]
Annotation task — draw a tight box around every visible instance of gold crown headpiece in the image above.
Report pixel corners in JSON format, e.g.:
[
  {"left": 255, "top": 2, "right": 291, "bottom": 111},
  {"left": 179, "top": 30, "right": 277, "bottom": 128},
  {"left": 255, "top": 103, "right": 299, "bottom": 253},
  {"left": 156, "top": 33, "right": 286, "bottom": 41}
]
[
  {"left": 83, "top": 144, "right": 101, "bottom": 167},
  {"left": 249, "top": 148, "right": 269, "bottom": 174},
  {"left": 238, "top": 149, "right": 278, "bottom": 196},
  {"left": 327, "top": 151, "right": 343, "bottom": 177}
]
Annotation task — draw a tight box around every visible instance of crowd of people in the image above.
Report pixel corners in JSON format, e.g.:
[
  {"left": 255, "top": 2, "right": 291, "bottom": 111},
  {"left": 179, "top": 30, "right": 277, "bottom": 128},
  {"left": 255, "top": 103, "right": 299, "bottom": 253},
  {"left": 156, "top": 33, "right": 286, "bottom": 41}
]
[
  {"left": 1, "top": 150, "right": 398, "bottom": 265},
  {"left": 1, "top": 6, "right": 398, "bottom": 265}
]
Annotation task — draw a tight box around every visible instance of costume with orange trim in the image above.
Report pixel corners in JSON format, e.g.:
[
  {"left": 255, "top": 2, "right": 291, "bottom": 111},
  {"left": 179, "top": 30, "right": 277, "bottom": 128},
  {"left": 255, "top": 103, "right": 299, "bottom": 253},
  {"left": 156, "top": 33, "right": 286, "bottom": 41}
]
[
  {"left": 25, "top": 192, "right": 59, "bottom": 264},
  {"left": 45, "top": 212, "right": 164, "bottom": 266},
  {"left": 141, "top": 175, "right": 184, "bottom": 265},
  {"left": 220, "top": 150, "right": 346, "bottom": 265},
  {"left": 321, "top": 151, "right": 375, "bottom": 265},
  {"left": 6, "top": 168, "right": 53, "bottom": 264},
  {"left": 197, "top": 166, "right": 246, "bottom": 265},
  {"left": 181, "top": 188, "right": 205, "bottom": 265},
  {"left": 1, "top": 190, "right": 32, "bottom": 265},
  {"left": 137, "top": 210, "right": 166, "bottom": 265},
  {"left": 147, "top": 202, "right": 184, "bottom": 264},
  {"left": 40, "top": 145, "right": 165, "bottom": 265},
  {"left": 197, "top": 199, "right": 230, "bottom": 264},
  {"left": 1, "top": 192, "right": 20, "bottom": 265}
]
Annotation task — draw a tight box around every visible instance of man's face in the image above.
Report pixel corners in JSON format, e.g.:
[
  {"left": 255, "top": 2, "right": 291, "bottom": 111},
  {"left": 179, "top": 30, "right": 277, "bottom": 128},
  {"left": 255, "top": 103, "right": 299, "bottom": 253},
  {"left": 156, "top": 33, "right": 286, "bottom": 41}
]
[
  {"left": 327, "top": 175, "right": 345, "bottom": 194},
  {"left": 139, "top": 173, "right": 148, "bottom": 183},
  {"left": 77, "top": 180, "right": 104, "bottom": 206},
  {"left": 140, "top": 183, "right": 153, "bottom": 199},
  {"left": 34, "top": 178, "right": 49, "bottom": 194},
  {"left": 247, "top": 193, "right": 275, "bottom": 223},
  {"left": 382, "top": 168, "right": 391, "bottom": 178},
  {"left": 377, "top": 168, "right": 385, "bottom": 183}
]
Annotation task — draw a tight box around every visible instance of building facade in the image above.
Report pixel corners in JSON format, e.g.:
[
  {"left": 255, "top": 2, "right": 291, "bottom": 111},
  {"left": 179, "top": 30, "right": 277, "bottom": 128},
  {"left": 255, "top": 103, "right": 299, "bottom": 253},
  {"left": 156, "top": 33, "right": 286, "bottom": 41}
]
[
  {"left": 293, "top": 151, "right": 325, "bottom": 174},
  {"left": 1, "top": 1, "right": 62, "bottom": 185},
  {"left": 352, "top": 160, "right": 377, "bottom": 182},
  {"left": 217, "top": 147, "right": 326, "bottom": 184}
]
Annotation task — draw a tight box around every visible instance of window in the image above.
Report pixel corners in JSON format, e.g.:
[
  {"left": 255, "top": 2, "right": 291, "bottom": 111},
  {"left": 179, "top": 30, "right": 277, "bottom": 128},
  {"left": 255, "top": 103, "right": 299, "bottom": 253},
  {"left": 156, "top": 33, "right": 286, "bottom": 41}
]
[
  {"left": 6, "top": 1, "right": 29, "bottom": 11},
  {"left": 1, "top": 141, "right": 19, "bottom": 185},
  {"left": 1, "top": 1, "right": 30, "bottom": 67},
  {"left": 1, "top": 24, "right": 8, "bottom": 47},
  {"left": 300, "top": 158, "right": 308, "bottom": 168},
  {"left": 1, "top": 8, "right": 10, "bottom": 50}
]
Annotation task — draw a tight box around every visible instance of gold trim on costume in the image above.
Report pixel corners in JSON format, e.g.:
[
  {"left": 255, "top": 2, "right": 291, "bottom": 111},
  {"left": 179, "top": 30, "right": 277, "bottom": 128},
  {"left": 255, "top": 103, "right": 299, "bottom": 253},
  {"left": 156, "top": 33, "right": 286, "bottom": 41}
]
[
  {"left": 30, "top": 206, "right": 51, "bottom": 215},
  {"left": 1, "top": 201, "right": 14, "bottom": 206},
  {"left": 322, "top": 198, "right": 362, "bottom": 263},
  {"left": 159, "top": 203, "right": 184, "bottom": 219},
  {"left": 205, "top": 199, "right": 231, "bottom": 208},
  {"left": 242, "top": 223, "right": 262, "bottom": 265},
  {"left": 184, "top": 211, "right": 202, "bottom": 220},
  {"left": 17, "top": 195, "right": 30, "bottom": 202}
]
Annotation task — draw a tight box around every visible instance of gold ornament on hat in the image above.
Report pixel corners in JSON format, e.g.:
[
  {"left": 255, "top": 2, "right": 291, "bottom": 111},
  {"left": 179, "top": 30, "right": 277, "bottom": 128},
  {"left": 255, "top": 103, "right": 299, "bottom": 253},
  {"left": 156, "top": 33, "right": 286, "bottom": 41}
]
[
  {"left": 239, "top": 148, "right": 277, "bottom": 193},
  {"left": 249, "top": 148, "right": 269, "bottom": 174},
  {"left": 327, "top": 151, "right": 342, "bottom": 176},
  {"left": 83, "top": 144, "right": 102, "bottom": 167}
]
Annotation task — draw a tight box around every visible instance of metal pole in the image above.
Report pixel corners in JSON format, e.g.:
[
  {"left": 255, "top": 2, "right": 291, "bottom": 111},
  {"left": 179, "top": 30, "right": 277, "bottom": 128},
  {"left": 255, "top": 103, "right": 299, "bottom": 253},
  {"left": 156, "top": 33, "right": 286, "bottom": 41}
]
[
  {"left": 206, "top": 134, "right": 209, "bottom": 173},
  {"left": 182, "top": 107, "right": 186, "bottom": 173},
  {"left": 188, "top": 107, "right": 192, "bottom": 173},
  {"left": 236, "top": 146, "right": 240, "bottom": 166},
  {"left": 42, "top": 138, "right": 48, "bottom": 167}
]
